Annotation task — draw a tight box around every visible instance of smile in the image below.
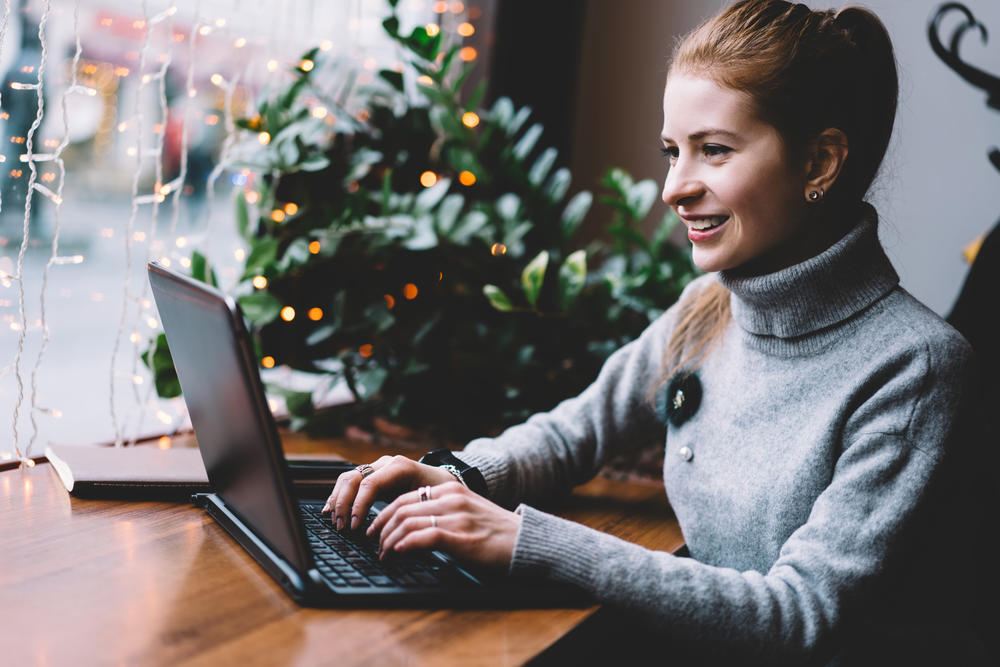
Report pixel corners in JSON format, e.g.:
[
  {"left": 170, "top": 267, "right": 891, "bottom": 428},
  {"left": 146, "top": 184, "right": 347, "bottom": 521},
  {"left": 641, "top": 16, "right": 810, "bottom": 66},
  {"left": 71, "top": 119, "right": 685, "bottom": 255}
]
[{"left": 688, "top": 216, "right": 729, "bottom": 231}]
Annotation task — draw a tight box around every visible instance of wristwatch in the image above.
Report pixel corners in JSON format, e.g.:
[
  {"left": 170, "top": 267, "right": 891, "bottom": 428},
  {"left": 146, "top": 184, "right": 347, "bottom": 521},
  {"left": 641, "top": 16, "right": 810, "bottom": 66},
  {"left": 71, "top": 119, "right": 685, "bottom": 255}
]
[{"left": 419, "top": 448, "right": 487, "bottom": 497}]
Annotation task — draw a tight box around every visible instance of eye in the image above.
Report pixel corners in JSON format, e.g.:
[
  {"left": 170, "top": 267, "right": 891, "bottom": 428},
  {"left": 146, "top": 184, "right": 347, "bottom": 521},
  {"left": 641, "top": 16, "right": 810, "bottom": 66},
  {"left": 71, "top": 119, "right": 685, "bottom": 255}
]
[
  {"left": 660, "top": 145, "right": 678, "bottom": 162},
  {"left": 703, "top": 144, "right": 732, "bottom": 158}
]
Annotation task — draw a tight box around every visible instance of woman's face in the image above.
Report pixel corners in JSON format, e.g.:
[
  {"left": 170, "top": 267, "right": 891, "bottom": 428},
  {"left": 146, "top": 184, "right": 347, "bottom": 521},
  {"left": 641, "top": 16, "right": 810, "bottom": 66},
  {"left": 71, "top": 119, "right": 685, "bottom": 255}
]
[{"left": 660, "top": 74, "right": 814, "bottom": 274}]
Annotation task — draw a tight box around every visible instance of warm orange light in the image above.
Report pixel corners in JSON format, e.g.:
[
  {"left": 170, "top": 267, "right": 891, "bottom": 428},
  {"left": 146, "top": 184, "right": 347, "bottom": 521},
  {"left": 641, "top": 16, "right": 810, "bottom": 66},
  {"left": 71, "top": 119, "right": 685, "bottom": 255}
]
[
  {"left": 271, "top": 209, "right": 286, "bottom": 223},
  {"left": 300, "top": 59, "right": 315, "bottom": 72},
  {"left": 426, "top": 23, "right": 440, "bottom": 37},
  {"left": 403, "top": 283, "right": 419, "bottom": 300},
  {"left": 359, "top": 344, "right": 374, "bottom": 358},
  {"left": 459, "top": 47, "right": 477, "bottom": 62},
  {"left": 261, "top": 356, "right": 276, "bottom": 369},
  {"left": 462, "top": 111, "right": 480, "bottom": 128},
  {"left": 280, "top": 306, "right": 295, "bottom": 321},
  {"left": 252, "top": 275, "right": 268, "bottom": 289},
  {"left": 308, "top": 240, "right": 321, "bottom": 254},
  {"left": 457, "top": 22, "right": 475, "bottom": 37},
  {"left": 158, "top": 436, "right": 172, "bottom": 450},
  {"left": 490, "top": 243, "right": 507, "bottom": 256},
  {"left": 258, "top": 131, "right": 271, "bottom": 145},
  {"left": 308, "top": 307, "right": 323, "bottom": 321},
  {"left": 356, "top": 109, "right": 371, "bottom": 122},
  {"left": 417, "top": 75, "right": 434, "bottom": 86},
  {"left": 420, "top": 171, "right": 438, "bottom": 187},
  {"left": 450, "top": 1, "right": 465, "bottom": 13},
  {"left": 204, "top": 114, "right": 219, "bottom": 126},
  {"left": 459, "top": 170, "right": 476, "bottom": 186},
  {"left": 433, "top": 1, "right": 447, "bottom": 12},
  {"left": 283, "top": 202, "right": 298, "bottom": 215},
  {"left": 346, "top": 180, "right": 360, "bottom": 193},
  {"left": 384, "top": 294, "right": 396, "bottom": 309}
]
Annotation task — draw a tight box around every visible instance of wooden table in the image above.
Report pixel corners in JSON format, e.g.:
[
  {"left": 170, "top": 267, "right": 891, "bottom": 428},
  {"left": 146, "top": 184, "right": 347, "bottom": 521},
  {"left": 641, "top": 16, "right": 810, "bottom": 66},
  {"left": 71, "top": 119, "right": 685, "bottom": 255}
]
[{"left": 0, "top": 434, "right": 681, "bottom": 666}]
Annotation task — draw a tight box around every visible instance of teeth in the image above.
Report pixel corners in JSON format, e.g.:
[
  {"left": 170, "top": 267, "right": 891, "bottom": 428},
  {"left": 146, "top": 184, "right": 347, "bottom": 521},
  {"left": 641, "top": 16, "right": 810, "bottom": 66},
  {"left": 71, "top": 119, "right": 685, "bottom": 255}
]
[{"left": 689, "top": 216, "right": 728, "bottom": 231}]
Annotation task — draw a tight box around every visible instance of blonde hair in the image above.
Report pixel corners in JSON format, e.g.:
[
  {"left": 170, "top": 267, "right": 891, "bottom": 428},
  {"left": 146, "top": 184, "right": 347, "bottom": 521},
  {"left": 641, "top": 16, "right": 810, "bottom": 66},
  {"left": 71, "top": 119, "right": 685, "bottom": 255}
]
[{"left": 661, "top": 0, "right": 898, "bottom": 379}]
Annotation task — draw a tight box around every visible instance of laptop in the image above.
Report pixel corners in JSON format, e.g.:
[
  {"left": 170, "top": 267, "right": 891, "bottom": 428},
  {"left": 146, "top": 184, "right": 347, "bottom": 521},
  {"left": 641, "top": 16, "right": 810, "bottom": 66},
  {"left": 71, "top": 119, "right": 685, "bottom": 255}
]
[{"left": 147, "top": 261, "right": 582, "bottom": 607}]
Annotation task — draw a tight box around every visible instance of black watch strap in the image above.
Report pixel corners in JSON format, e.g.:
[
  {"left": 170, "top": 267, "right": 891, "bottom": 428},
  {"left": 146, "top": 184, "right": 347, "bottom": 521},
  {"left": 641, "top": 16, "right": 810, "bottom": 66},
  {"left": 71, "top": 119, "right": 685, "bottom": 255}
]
[{"left": 419, "top": 448, "right": 488, "bottom": 497}]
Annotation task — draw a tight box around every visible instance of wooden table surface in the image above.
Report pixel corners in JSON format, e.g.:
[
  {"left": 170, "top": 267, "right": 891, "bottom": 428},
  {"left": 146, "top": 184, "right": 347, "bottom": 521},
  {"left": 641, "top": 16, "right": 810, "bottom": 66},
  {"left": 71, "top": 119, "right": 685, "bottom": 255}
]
[{"left": 0, "top": 433, "right": 681, "bottom": 666}]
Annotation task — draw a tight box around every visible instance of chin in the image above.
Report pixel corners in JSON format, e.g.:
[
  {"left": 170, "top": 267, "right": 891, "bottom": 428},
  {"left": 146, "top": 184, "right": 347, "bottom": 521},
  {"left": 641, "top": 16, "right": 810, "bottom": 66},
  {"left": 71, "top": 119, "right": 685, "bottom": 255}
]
[{"left": 691, "top": 250, "right": 732, "bottom": 273}]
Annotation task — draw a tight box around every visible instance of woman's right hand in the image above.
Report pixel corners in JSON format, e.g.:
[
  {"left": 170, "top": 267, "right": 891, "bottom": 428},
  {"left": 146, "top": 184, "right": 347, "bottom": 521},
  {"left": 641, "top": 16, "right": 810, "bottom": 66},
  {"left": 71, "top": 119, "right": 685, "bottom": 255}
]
[{"left": 320, "top": 455, "right": 456, "bottom": 531}]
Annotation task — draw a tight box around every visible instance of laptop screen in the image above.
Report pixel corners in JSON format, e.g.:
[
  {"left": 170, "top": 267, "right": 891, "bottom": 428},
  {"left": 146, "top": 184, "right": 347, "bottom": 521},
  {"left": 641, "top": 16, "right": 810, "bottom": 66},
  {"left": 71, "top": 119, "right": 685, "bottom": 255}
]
[{"left": 148, "top": 262, "right": 311, "bottom": 574}]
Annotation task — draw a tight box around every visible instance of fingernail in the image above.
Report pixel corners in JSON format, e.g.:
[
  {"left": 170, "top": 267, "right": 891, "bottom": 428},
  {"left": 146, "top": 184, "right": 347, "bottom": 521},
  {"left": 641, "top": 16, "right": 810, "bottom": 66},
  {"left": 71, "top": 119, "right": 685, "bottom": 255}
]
[
  {"left": 336, "top": 516, "right": 343, "bottom": 531},
  {"left": 350, "top": 515, "right": 358, "bottom": 530},
  {"left": 321, "top": 503, "right": 330, "bottom": 513}
]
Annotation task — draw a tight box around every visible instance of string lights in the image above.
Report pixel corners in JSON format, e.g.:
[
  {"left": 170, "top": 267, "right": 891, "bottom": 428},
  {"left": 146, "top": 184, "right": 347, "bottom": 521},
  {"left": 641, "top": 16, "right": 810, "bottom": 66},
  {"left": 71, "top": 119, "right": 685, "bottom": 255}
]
[{"left": 0, "top": 0, "right": 462, "bottom": 464}]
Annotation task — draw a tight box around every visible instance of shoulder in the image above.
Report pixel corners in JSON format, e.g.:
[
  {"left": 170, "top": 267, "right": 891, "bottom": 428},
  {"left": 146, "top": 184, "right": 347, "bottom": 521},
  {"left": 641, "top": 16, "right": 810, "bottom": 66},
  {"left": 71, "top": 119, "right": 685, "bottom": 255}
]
[{"left": 844, "top": 286, "right": 975, "bottom": 451}]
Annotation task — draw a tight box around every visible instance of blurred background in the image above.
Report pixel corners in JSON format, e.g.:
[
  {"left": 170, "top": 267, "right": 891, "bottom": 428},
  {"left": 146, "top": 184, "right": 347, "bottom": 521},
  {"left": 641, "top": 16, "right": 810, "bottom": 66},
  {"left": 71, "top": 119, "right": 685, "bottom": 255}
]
[{"left": 1, "top": 0, "right": 998, "bottom": 460}]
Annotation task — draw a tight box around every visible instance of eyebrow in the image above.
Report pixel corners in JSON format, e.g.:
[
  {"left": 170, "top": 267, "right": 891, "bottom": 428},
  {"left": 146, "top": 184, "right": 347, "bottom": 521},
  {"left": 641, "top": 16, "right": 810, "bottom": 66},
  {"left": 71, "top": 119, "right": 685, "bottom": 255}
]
[{"left": 660, "top": 128, "right": 741, "bottom": 143}]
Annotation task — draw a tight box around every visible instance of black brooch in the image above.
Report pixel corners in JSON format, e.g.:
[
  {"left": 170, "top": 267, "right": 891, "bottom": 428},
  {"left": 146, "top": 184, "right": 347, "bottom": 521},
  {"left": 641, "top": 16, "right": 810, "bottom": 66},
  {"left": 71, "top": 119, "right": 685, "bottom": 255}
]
[{"left": 661, "top": 373, "right": 702, "bottom": 427}]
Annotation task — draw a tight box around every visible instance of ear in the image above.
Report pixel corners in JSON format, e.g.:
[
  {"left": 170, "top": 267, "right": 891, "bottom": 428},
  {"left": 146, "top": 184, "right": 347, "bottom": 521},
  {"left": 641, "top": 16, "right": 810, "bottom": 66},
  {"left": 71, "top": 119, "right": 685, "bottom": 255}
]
[{"left": 804, "top": 128, "right": 848, "bottom": 198}]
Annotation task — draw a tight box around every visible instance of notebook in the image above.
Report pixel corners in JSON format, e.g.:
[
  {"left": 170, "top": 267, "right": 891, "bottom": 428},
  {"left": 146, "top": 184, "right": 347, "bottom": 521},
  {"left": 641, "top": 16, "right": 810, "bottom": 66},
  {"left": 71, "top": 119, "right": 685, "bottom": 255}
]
[{"left": 147, "top": 261, "right": 581, "bottom": 607}]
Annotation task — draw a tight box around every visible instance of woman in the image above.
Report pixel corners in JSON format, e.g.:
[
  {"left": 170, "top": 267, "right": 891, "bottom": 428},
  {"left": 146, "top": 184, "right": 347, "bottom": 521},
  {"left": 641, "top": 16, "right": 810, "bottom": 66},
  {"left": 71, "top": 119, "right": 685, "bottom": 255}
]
[{"left": 324, "top": 1, "right": 988, "bottom": 661}]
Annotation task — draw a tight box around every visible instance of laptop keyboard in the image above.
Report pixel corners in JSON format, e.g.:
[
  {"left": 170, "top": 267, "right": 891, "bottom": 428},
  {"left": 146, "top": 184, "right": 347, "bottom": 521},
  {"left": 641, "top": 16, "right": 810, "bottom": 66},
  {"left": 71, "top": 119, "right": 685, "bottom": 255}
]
[{"left": 299, "top": 502, "right": 472, "bottom": 589}]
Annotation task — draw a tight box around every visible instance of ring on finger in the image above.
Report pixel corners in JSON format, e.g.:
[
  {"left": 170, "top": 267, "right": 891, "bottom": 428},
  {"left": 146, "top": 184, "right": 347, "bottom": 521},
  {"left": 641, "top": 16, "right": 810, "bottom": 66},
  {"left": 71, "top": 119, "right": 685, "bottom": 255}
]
[
  {"left": 355, "top": 463, "right": 375, "bottom": 479},
  {"left": 430, "top": 515, "right": 437, "bottom": 528},
  {"left": 418, "top": 485, "right": 432, "bottom": 502}
]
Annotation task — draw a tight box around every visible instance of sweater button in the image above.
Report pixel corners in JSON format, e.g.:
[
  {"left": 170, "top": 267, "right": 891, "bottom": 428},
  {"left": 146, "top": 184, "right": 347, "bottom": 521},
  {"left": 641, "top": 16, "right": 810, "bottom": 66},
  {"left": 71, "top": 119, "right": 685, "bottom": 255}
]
[{"left": 678, "top": 446, "right": 693, "bottom": 462}]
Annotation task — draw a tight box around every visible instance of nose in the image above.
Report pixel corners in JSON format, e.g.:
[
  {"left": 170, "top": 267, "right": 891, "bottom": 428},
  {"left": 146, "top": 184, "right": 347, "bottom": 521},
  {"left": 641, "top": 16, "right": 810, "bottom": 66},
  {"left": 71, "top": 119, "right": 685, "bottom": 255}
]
[{"left": 661, "top": 158, "right": 703, "bottom": 207}]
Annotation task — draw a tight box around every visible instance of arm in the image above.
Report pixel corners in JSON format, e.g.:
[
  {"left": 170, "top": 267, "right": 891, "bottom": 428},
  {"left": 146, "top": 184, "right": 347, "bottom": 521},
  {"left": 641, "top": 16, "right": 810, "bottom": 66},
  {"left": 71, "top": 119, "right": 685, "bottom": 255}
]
[{"left": 507, "top": 338, "right": 980, "bottom": 661}]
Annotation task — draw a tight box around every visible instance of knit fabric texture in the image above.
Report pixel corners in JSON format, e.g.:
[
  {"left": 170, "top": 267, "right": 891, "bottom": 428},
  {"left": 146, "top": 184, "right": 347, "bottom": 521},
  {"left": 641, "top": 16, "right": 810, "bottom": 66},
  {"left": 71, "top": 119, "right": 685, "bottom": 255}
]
[{"left": 459, "top": 206, "right": 987, "bottom": 664}]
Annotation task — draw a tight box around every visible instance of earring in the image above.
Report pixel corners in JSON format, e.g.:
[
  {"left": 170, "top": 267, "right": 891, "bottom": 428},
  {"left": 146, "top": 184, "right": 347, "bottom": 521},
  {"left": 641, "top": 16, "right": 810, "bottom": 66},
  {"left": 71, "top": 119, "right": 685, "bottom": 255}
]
[{"left": 807, "top": 188, "right": 824, "bottom": 202}]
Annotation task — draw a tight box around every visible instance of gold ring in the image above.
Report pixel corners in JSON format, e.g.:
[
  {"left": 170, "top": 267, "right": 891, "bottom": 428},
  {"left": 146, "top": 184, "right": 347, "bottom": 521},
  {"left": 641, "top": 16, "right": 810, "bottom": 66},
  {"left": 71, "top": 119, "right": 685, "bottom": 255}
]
[
  {"left": 418, "top": 485, "right": 431, "bottom": 502},
  {"left": 355, "top": 464, "right": 375, "bottom": 479}
]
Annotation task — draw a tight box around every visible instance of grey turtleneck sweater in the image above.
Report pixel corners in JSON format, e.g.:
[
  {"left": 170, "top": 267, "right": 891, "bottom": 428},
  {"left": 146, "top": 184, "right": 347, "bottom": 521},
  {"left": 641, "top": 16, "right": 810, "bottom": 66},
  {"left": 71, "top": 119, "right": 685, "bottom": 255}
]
[{"left": 459, "top": 208, "right": 987, "bottom": 664}]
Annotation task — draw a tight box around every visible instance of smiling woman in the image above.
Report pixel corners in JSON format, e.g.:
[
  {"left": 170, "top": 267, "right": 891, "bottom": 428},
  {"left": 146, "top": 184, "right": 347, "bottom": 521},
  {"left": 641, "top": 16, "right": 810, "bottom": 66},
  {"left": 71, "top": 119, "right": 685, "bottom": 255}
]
[{"left": 325, "top": 1, "right": 991, "bottom": 662}]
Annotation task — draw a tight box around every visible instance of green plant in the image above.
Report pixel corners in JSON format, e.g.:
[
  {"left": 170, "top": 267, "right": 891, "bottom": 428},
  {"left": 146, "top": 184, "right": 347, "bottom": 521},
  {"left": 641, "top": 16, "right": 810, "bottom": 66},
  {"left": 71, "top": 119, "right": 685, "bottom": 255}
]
[{"left": 146, "top": 1, "right": 698, "bottom": 442}]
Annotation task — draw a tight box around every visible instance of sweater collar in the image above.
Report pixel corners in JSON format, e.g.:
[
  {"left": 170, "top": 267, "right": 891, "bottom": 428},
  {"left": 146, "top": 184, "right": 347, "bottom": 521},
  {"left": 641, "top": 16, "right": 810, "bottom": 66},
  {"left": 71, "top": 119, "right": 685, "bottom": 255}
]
[{"left": 717, "top": 205, "right": 899, "bottom": 338}]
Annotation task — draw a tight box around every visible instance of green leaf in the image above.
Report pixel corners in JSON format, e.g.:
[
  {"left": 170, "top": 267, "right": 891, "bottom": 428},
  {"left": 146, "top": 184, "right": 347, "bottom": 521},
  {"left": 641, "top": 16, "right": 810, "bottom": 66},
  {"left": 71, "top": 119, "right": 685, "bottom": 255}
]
[
  {"left": 382, "top": 16, "right": 400, "bottom": 37},
  {"left": 143, "top": 333, "right": 182, "bottom": 398},
  {"left": 284, "top": 390, "right": 314, "bottom": 418},
  {"left": 236, "top": 191, "right": 250, "bottom": 240},
  {"left": 450, "top": 210, "right": 488, "bottom": 244},
  {"left": 299, "top": 155, "right": 331, "bottom": 172},
  {"left": 528, "top": 147, "right": 557, "bottom": 187},
  {"left": 278, "top": 238, "right": 311, "bottom": 270},
  {"left": 506, "top": 106, "right": 532, "bottom": 137},
  {"left": 189, "top": 250, "right": 218, "bottom": 287},
  {"left": 238, "top": 291, "right": 283, "bottom": 325},
  {"left": 305, "top": 324, "right": 336, "bottom": 346},
  {"left": 512, "top": 123, "right": 542, "bottom": 161},
  {"left": 405, "top": 215, "right": 438, "bottom": 251},
  {"left": 561, "top": 191, "right": 593, "bottom": 238},
  {"left": 464, "top": 79, "right": 487, "bottom": 112},
  {"left": 483, "top": 285, "right": 513, "bottom": 312},
  {"left": 414, "top": 177, "right": 451, "bottom": 214},
  {"left": 558, "top": 249, "right": 587, "bottom": 310},
  {"left": 521, "top": 250, "right": 549, "bottom": 308},
  {"left": 496, "top": 193, "right": 520, "bottom": 221},
  {"left": 545, "top": 168, "right": 571, "bottom": 203},
  {"left": 627, "top": 179, "right": 659, "bottom": 219},
  {"left": 355, "top": 365, "right": 388, "bottom": 399},
  {"left": 602, "top": 167, "right": 633, "bottom": 196},
  {"left": 378, "top": 69, "right": 404, "bottom": 92},
  {"left": 244, "top": 238, "right": 280, "bottom": 275},
  {"left": 434, "top": 193, "right": 464, "bottom": 235},
  {"left": 490, "top": 97, "right": 514, "bottom": 127}
]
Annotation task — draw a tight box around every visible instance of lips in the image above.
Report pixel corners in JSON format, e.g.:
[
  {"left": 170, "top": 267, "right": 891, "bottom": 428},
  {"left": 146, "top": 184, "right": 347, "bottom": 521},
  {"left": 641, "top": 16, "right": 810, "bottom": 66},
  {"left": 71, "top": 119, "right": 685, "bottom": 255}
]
[{"left": 687, "top": 215, "right": 729, "bottom": 231}]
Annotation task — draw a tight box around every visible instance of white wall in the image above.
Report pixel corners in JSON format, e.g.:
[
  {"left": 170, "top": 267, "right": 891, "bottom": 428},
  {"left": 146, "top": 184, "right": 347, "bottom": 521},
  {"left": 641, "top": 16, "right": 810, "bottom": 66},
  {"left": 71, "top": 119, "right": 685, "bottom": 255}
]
[{"left": 571, "top": 0, "right": 1000, "bottom": 316}]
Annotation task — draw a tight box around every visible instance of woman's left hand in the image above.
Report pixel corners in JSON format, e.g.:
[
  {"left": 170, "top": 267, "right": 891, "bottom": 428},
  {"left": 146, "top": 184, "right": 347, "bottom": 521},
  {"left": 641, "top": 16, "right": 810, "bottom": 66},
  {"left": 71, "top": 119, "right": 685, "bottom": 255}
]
[{"left": 368, "top": 481, "right": 520, "bottom": 570}]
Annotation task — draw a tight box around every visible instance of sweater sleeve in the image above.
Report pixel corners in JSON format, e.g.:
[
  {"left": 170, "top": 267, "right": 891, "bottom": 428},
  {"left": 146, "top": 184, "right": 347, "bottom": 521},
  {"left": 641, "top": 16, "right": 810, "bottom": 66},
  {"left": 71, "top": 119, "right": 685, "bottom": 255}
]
[
  {"left": 454, "top": 276, "right": 713, "bottom": 509},
  {"left": 508, "top": 333, "right": 979, "bottom": 662}
]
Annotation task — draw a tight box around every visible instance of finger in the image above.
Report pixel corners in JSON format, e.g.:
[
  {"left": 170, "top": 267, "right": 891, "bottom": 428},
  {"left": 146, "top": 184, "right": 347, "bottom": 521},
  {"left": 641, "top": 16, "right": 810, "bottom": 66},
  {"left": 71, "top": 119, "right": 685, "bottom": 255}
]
[
  {"left": 330, "top": 470, "right": 363, "bottom": 531},
  {"left": 380, "top": 512, "right": 446, "bottom": 556},
  {"left": 350, "top": 455, "right": 408, "bottom": 530},
  {"left": 368, "top": 482, "right": 440, "bottom": 536}
]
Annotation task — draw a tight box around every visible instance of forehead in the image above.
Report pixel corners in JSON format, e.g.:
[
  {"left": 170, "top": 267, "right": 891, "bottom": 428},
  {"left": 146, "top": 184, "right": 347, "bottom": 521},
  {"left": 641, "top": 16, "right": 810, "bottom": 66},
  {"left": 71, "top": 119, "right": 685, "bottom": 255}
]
[{"left": 661, "top": 73, "right": 762, "bottom": 137}]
